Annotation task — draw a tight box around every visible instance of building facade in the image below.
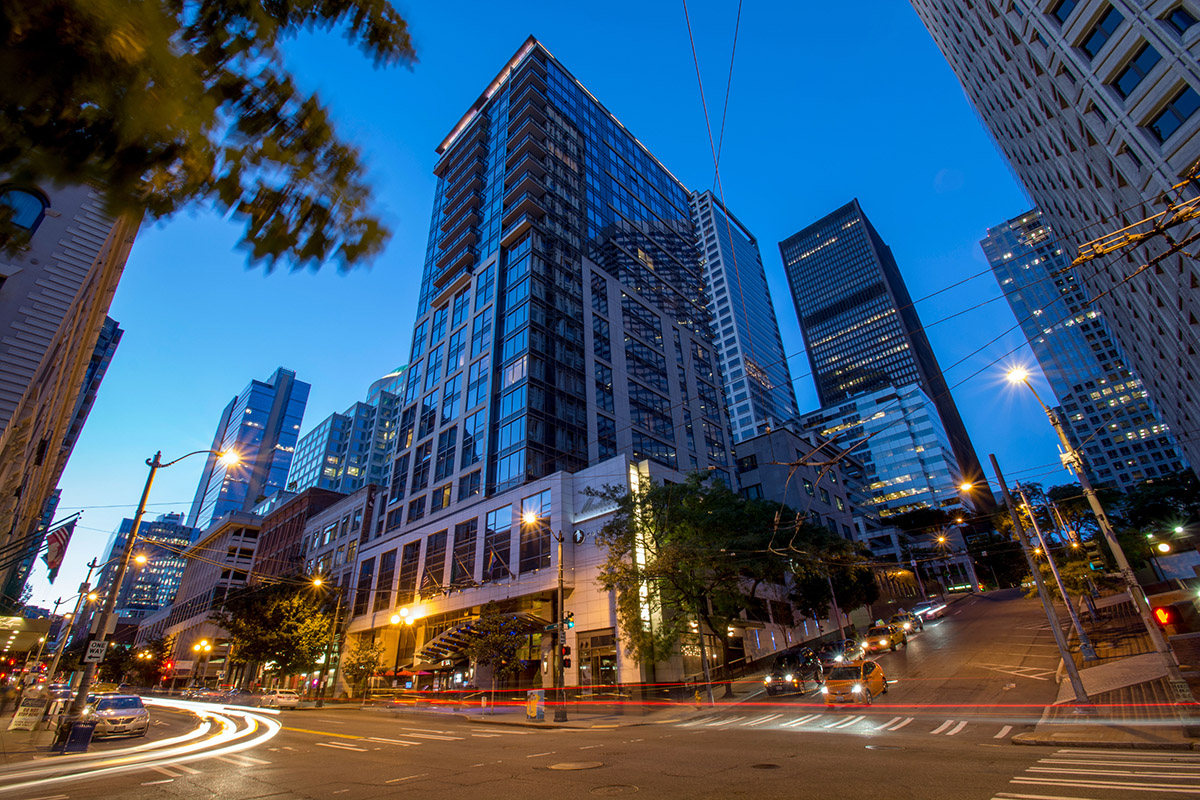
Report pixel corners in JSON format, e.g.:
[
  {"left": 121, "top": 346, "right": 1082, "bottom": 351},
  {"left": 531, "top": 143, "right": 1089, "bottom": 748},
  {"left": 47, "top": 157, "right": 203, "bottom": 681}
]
[
  {"left": 689, "top": 190, "right": 799, "bottom": 443},
  {"left": 983, "top": 208, "right": 1187, "bottom": 487},
  {"left": 778, "top": 199, "right": 992, "bottom": 504},
  {"left": 100, "top": 513, "right": 198, "bottom": 621},
  {"left": 910, "top": 0, "right": 1200, "bottom": 473},
  {"left": 253, "top": 487, "right": 347, "bottom": 582},
  {"left": 187, "top": 367, "right": 310, "bottom": 532},
  {"left": 799, "top": 383, "right": 964, "bottom": 519}
]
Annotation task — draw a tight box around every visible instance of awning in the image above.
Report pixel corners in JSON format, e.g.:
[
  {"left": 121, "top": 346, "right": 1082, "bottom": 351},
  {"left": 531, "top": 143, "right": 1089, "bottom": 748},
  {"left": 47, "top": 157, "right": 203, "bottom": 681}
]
[{"left": 416, "top": 612, "right": 549, "bottom": 663}]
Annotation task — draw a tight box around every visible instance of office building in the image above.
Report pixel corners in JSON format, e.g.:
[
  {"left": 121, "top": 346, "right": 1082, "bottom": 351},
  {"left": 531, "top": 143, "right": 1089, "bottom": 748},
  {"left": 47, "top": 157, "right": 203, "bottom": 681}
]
[
  {"left": 253, "top": 487, "right": 347, "bottom": 581},
  {"left": 187, "top": 367, "right": 309, "bottom": 532},
  {"left": 690, "top": 190, "right": 799, "bottom": 443},
  {"left": 288, "top": 370, "right": 402, "bottom": 495},
  {"left": 983, "top": 208, "right": 1187, "bottom": 487},
  {"left": 341, "top": 37, "right": 745, "bottom": 694},
  {"left": 910, "top": 0, "right": 1200, "bottom": 473},
  {"left": 779, "top": 199, "right": 992, "bottom": 506},
  {"left": 0, "top": 183, "right": 139, "bottom": 611}
]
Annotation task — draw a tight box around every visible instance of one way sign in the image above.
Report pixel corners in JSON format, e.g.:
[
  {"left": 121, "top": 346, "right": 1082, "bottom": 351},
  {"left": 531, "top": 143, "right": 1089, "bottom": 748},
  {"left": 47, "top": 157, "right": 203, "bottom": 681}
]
[{"left": 82, "top": 640, "right": 108, "bottom": 664}]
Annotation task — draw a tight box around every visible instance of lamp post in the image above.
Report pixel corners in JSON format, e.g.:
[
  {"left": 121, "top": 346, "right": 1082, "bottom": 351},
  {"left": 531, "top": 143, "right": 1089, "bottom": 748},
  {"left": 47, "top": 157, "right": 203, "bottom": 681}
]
[
  {"left": 192, "top": 640, "right": 212, "bottom": 686},
  {"left": 67, "top": 448, "right": 239, "bottom": 719},
  {"left": 313, "top": 578, "right": 344, "bottom": 708},
  {"left": 1008, "top": 367, "right": 1193, "bottom": 702},
  {"left": 390, "top": 608, "right": 416, "bottom": 687}
]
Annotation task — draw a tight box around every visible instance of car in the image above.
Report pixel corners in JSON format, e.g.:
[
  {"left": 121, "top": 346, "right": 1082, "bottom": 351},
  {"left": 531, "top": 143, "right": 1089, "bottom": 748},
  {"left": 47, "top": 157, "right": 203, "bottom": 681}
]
[
  {"left": 821, "top": 660, "right": 888, "bottom": 705},
  {"left": 863, "top": 624, "right": 907, "bottom": 653},
  {"left": 912, "top": 600, "right": 947, "bottom": 621},
  {"left": 889, "top": 612, "right": 924, "bottom": 633},
  {"left": 222, "top": 689, "right": 263, "bottom": 706},
  {"left": 82, "top": 693, "right": 150, "bottom": 738},
  {"left": 259, "top": 689, "right": 300, "bottom": 709},
  {"left": 763, "top": 648, "right": 823, "bottom": 696},
  {"left": 817, "top": 639, "right": 864, "bottom": 667}
]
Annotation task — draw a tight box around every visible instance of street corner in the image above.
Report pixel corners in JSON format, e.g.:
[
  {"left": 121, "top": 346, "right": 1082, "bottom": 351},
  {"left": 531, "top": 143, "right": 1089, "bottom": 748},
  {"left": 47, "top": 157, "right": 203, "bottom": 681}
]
[{"left": 1011, "top": 727, "right": 1198, "bottom": 750}]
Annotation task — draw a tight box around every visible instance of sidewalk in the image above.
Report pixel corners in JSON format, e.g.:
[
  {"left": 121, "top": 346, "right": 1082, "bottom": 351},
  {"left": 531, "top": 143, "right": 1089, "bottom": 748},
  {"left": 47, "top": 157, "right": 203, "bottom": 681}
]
[{"left": 1014, "top": 591, "right": 1200, "bottom": 749}]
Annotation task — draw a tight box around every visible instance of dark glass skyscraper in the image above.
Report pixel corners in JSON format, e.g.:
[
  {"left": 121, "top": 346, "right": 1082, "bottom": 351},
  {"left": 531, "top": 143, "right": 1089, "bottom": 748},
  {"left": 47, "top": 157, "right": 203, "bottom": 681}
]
[
  {"left": 779, "top": 199, "right": 991, "bottom": 503},
  {"left": 188, "top": 367, "right": 309, "bottom": 531},
  {"left": 983, "top": 209, "right": 1187, "bottom": 488}
]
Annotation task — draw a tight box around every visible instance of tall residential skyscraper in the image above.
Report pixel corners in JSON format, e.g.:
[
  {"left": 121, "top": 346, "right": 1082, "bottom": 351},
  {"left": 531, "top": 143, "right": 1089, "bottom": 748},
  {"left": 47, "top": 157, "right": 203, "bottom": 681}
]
[
  {"left": 689, "top": 191, "right": 799, "bottom": 443},
  {"left": 983, "top": 209, "right": 1187, "bottom": 488},
  {"left": 187, "top": 367, "right": 309, "bottom": 531},
  {"left": 779, "top": 199, "right": 992, "bottom": 504},
  {"left": 910, "top": 0, "right": 1200, "bottom": 473},
  {"left": 288, "top": 369, "right": 403, "bottom": 495}
]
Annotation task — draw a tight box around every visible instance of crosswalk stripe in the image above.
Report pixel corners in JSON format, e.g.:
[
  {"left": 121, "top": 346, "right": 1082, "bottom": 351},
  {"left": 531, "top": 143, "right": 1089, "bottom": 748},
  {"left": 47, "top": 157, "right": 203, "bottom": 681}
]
[
  {"left": 1011, "top": 776, "right": 1200, "bottom": 792},
  {"left": 472, "top": 733, "right": 501, "bottom": 738},
  {"left": 1029, "top": 766, "right": 1200, "bottom": 779},
  {"left": 368, "top": 737, "right": 421, "bottom": 746},
  {"left": 316, "top": 742, "right": 368, "bottom": 752},
  {"left": 946, "top": 721, "right": 969, "bottom": 736},
  {"left": 1040, "top": 758, "right": 1200, "bottom": 769},
  {"left": 823, "top": 715, "right": 864, "bottom": 729},
  {"left": 930, "top": 720, "right": 955, "bottom": 735},
  {"left": 876, "top": 716, "right": 902, "bottom": 731},
  {"left": 780, "top": 714, "right": 820, "bottom": 728},
  {"left": 994, "top": 725, "right": 1013, "bottom": 739},
  {"left": 469, "top": 728, "right": 533, "bottom": 735},
  {"left": 743, "top": 714, "right": 782, "bottom": 727},
  {"left": 706, "top": 716, "right": 744, "bottom": 727},
  {"left": 172, "top": 764, "right": 202, "bottom": 775},
  {"left": 394, "top": 732, "right": 463, "bottom": 740},
  {"left": 681, "top": 716, "right": 718, "bottom": 727},
  {"left": 886, "top": 717, "right": 913, "bottom": 731}
]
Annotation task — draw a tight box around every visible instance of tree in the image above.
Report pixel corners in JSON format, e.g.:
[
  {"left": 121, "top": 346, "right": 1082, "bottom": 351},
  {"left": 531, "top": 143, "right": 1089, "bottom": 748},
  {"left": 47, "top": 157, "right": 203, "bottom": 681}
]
[
  {"left": 1120, "top": 471, "right": 1200, "bottom": 531},
  {"left": 211, "top": 583, "right": 330, "bottom": 679},
  {"left": 591, "top": 474, "right": 780, "bottom": 687},
  {"left": 0, "top": 1, "right": 416, "bottom": 269},
  {"left": 97, "top": 642, "right": 133, "bottom": 683},
  {"left": 465, "top": 602, "right": 526, "bottom": 706},
  {"left": 339, "top": 637, "right": 384, "bottom": 699},
  {"left": 784, "top": 520, "right": 878, "bottom": 623},
  {"left": 129, "top": 635, "right": 174, "bottom": 686}
]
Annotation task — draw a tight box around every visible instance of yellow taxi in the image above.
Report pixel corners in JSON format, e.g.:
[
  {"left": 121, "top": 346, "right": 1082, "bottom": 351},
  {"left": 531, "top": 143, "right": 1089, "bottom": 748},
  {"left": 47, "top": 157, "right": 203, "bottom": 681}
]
[{"left": 820, "top": 660, "right": 888, "bottom": 705}]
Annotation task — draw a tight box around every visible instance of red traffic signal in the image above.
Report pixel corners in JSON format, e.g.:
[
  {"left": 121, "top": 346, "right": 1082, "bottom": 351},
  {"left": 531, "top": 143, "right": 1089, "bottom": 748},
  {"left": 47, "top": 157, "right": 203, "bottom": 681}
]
[{"left": 1154, "top": 606, "right": 1178, "bottom": 626}]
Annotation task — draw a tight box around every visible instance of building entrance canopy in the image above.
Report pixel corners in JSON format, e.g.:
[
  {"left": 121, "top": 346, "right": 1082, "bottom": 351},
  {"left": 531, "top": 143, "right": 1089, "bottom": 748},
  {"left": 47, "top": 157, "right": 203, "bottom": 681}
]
[{"left": 416, "top": 611, "right": 549, "bottom": 663}]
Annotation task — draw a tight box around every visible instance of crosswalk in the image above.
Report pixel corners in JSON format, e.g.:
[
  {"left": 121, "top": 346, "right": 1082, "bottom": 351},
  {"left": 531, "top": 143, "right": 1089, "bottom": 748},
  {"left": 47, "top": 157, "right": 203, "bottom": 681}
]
[
  {"left": 676, "top": 712, "right": 1016, "bottom": 740},
  {"left": 992, "top": 748, "right": 1200, "bottom": 798}
]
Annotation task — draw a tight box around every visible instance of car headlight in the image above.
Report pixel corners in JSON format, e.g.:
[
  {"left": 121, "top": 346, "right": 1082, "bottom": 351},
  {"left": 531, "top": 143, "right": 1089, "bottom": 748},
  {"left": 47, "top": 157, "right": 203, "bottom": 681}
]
[
  {"left": 852, "top": 684, "right": 863, "bottom": 693},
  {"left": 834, "top": 655, "right": 843, "bottom": 662},
  {"left": 879, "top": 638, "right": 888, "bottom": 645},
  {"left": 820, "top": 686, "right": 828, "bottom": 694},
  {"left": 904, "top": 623, "right": 911, "bottom": 630},
  {"left": 784, "top": 673, "right": 794, "bottom": 682},
  {"left": 764, "top": 676, "right": 772, "bottom": 684}
]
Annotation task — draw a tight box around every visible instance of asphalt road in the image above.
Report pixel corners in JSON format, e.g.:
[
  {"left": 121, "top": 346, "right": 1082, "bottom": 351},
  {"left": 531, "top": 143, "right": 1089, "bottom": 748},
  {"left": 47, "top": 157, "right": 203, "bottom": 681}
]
[{"left": 9, "top": 591, "right": 1194, "bottom": 799}]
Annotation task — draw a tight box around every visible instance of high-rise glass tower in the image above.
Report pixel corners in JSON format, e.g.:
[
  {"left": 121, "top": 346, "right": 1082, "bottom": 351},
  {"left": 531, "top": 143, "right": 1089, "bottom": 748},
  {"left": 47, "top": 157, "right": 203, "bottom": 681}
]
[
  {"left": 910, "top": 0, "right": 1200, "bottom": 474},
  {"left": 187, "top": 367, "right": 309, "bottom": 531},
  {"left": 689, "top": 191, "right": 798, "bottom": 443},
  {"left": 779, "top": 199, "right": 992, "bottom": 503},
  {"left": 983, "top": 209, "right": 1186, "bottom": 487}
]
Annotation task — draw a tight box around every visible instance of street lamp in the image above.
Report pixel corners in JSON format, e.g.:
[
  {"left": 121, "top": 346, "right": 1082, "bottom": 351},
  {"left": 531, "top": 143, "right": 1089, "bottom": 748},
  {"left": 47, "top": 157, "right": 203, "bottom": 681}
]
[
  {"left": 192, "top": 640, "right": 212, "bottom": 686},
  {"left": 389, "top": 608, "right": 417, "bottom": 687},
  {"left": 67, "top": 447, "right": 239, "bottom": 719},
  {"left": 1007, "top": 366, "right": 1194, "bottom": 703},
  {"left": 313, "top": 577, "right": 345, "bottom": 708}
]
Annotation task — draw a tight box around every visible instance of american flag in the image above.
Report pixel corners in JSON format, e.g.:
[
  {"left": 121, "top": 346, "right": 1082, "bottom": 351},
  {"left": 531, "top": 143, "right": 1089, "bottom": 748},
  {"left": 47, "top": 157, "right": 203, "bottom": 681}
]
[{"left": 41, "top": 519, "right": 76, "bottom": 583}]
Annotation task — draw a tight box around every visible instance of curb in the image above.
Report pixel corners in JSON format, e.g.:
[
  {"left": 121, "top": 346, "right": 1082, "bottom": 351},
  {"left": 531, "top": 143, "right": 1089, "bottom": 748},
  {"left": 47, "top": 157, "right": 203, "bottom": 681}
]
[{"left": 1012, "top": 731, "right": 1197, "bottom": 750}]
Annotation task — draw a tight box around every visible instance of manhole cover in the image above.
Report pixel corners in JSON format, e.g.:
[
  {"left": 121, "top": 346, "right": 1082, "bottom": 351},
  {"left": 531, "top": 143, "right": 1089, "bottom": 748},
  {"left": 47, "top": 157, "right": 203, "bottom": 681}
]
[
  {"left": 750, "top": 763, "right": 781, "bottom": 769},
  {"left": 865, "top": 745, "right": 901, "bottom": 750},
  {"left": 590, "top": 786, "right": 639, "bottom": 795},
  {"left": 549, "top": 761, "right": 605, "bottom": 771}
]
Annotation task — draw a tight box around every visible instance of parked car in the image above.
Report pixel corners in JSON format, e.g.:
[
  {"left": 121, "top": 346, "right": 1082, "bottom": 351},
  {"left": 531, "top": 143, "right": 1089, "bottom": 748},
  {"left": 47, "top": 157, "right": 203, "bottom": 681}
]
[
  {"left": 83, "top": 694, "right": 150, "bottom": 737},
  {"left": 821, "top": 660, "right": 888, "bottom": 705},
  {"left": 889, "top": 612, "right": 924, "bottom": 633},
  {"left": 259, "top": 689, "right": 300, "bottom": 709},
  {"left": 817, "top": 639, "right": 864, "bottom": 667},
  {"left": 863, "top": 624, "right": 907, "bottom": 653},
  {"left": 222, "top": 689, "right": 263, "bottom": 706},
  {"left": 763, "top": 648, "right": 823, "bottom": 696},
  {"left": 912, "top": 600, "right": 947, "bottom": 621}
]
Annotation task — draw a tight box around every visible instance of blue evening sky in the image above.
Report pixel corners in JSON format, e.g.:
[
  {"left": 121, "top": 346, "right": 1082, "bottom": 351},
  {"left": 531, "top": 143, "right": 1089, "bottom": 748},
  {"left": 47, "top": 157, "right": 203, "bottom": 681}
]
[{"left": 29, "top": 2, "right": 1070, "bottom": 607}]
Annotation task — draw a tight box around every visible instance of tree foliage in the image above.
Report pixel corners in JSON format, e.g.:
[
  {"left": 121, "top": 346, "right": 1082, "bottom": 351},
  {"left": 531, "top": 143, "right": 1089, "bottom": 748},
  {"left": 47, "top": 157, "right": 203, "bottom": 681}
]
[
  {"left": 340, "top": 637, "right": 384, "bottom": 697},
  {"left": 98, "top": 642, "right": 133, "bottom": 683},
  {"left": 211, "top": 583, "right": 330, "bottom": 677},
  {"left": 129, "top": 635, "right": 174, "bottom": 686},
  {"left": 1023, "top": 559, "right": 1118, "bottom": 602},
  {"left": 591, "top": 474, "right": 785, "bottom": 669},
  {"left": 785, "top": 523, "right": 879, "bottom": 621},
  {"left": 0, "top": 0, "right": 416, "bottom": 268},
  {"left": 465, "top": 602, "right": 525, "bottom": 687}
]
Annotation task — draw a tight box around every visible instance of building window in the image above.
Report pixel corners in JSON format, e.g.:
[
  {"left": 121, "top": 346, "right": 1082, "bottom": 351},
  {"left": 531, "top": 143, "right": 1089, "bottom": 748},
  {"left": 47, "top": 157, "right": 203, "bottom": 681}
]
[
  {"left": 407, "top": 495, "right": 426, "bottom": 523},
  {"left": 1147, "top": 86, "right": 1200, "bottom": 142},
  {"left": 1166, "top": 7, "right": 1197, "bottom": 33},
  {"left": 741, "top": 483, "right": 763, "bottom": 500},
  {"left": 518, "top": 489, "right": 551, "bottom": 573},
  {"left": 483, "top": 506, "right": 512, "bottom": 582},
  {"left": 1080, "top": 7, "right": 1123, "bottom": 59},
  {"left": 430, "top": 482, "right": 451, "bottom": 512},
  {"left": 457, "top": 469, "right": 481, "bottom": 501},
  {"left": 1113, "top": 44, "right": 1161, "bottom": 99},
  {"left": 420, "top": 530, "right": 447, "bottom": 595},
  {"left": 1050, "top": 0, "right": 1077, "bottom": 24},
  {"left": 0, "top": 187, "right": 48, "bottom": 232},
  {"left": 736, "top": 454, "right": 757, "bottom": 473},
  {"left": 803, "top": 478, "right": 814, "bottom": 497},
  {"left": 451, "top": 519, "right": 478, "bottom": 586}
]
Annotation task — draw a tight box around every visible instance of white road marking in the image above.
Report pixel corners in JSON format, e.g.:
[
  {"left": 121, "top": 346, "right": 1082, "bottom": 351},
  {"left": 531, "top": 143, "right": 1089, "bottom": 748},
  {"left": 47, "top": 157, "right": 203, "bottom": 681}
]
[
  {"left": 1038, "top": 758, "right": 1200, "bottom": 769},
  {"left": 680, "top": 716, "right": 717, "bottom": 727},
  {"left": 140, "top": 779, "right": 173, "bottom": 786},
  {"left": 526, "top": 752, "right": 555, "bottom": 758},
  {"left": 394, "top": 726, "right": 455, "bottom": 734},
  {"left": 316, "top": 742, "right": 368, "bottom": 752},
  {"left": 743, "top": 714, "right": 782, "bottom": 727},
  {"left": 824, "top": 715, "right": 864, "bottom": 729},
  {"left": 1011, "top": 776, "right": 1200, "bottom": 792},
  {"left": 386, "top": 774, "right": 428, "bottom": 784},
  {"left": 886, "top": 717, "right": 914, "bottom": 731},
  {"left": 579, "top": 745, "right": 602, "bottom": 750},
  {"left": 1029, "top": 766, "right": 1200, "bottom": 779},
  {"left": 218, "top": 754, "right": 269, "bottom": 766},
  {"left": 876, "top": 716, "right": 902, "bottom": 731},
  {"left": 368, "top": 736, "right": 421, "bottom": 746},
  {"left": 469, "top": 727, "right": 533, "bottom": 735},
  {"left": 780, "top": 714, "right": 820, "bottom": 727},
  {"left": 930, "top": 720, "right": 956, "bottom": 734},
  {"left": 945, "top": 721, "right": 969, "bottom": 736},
  {"left": 472, "top": 733, "right": 501, "bottom": 738},
  {"left": 393, "top": 732, "right": 463, "bottom": 741},
  {"left": 994, "top": 793, "right": 1106, "bottom": 800},
  {"left": 25, "top": 795, "right": 70, "bottom": 800},
  {"left": 706, "top": 716, "right": 744, "bottom": 727},
  {"left": 995, "top": 725, "right": 1013, "bottom": 739}
]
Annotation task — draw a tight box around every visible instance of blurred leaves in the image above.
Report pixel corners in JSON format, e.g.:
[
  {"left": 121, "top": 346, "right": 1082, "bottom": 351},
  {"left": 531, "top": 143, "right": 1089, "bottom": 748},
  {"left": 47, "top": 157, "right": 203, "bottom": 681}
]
[{"left": 0, "top": 0, "right": 415, "bottom": 269}]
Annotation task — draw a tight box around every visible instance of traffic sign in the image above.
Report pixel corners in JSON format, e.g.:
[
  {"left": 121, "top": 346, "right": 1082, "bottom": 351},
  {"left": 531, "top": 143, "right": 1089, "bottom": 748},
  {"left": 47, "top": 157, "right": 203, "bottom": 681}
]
[
  {"left": 543, "top": 624, "right": 558, "bottom": 632},
  {"left": 82, "top": 640, "right": 108, "bottom": 664}
]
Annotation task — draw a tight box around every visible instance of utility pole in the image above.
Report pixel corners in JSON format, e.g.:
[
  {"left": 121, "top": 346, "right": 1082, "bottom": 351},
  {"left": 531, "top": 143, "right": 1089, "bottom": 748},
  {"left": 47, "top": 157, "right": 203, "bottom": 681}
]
[
  {"left": 1016, "top": 484, "right": 1097, "bottom": 661},
  {"left": 992, "top": 455, "right": 1092, "bottom": 710},
  {"left": 554, "top": 532, "right": 568, "bottom": 723},
  {"left": 45, "top": 560, "right": 96, "bottom": 684}
]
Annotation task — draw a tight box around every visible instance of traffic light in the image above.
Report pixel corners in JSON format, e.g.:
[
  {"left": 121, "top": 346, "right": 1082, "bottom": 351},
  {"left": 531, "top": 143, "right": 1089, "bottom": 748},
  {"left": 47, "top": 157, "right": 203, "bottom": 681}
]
[
  {"left": 561, "top": 645, "right": 571, "bottom": 669},
  {"left": 1154, "top": 606, "right": 1179, "bottom": 627},
  {"left": 563, "top": 611, "right": 575, "bottom": 629},
  {"left": 1083, "top": 538, "right": 1104, "bottom": 569}
]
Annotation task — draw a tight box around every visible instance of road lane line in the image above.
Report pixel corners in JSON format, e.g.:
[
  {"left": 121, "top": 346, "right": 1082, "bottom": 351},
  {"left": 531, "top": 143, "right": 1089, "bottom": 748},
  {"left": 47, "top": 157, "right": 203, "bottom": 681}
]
[
  {"left": 140, "top": 779, "right": 173, "bottom": 785},
  {"left": 315, "top": 742, "right": 368, "bottom": 752},
  {"left": 393, "top": 727, "right": 455, "bottom": 734},
  {"left": 369, "top": 737, "right": 421, "bottom": 746},
  {"left": 1039, "top": 759, "right": 1200, "bottom": 769},
  {"left": 946, "top": 721, "right": 969, "bottom": 736},
  {"left": 887, "top": 718, "right": 914, "bottom": 731},
  {"left": 469, "top": 728, "right": 533, "bottom": 734},
  {"left": 680, "top": 717, "right": 717, "bottom": 727},
  {"left": 393, "top": 733, "right": 463, "bottom": 741},
  {"left": 386, "top": 774, "right": 428, "bottom": 784},
  {"left": 281, "top": 726, "right": 364, "bottom": 740},
  {"left": 876, "top": 716, "right": 902, "bottom": 731},
  {"left": 994, "top": 793, "right": 1109, "bottom": 800},
  {"left": 930, "top": 720, "right": 955, "bottom": 734},
  {"left": 995, "top": 725, "right": 1013, "bottom": 739},
  {"left": 1029, "top": 766, "right": 1200, "bottom": 779},
  {"left": 526, "top": 752, "right": 555, "bottom": 758}
]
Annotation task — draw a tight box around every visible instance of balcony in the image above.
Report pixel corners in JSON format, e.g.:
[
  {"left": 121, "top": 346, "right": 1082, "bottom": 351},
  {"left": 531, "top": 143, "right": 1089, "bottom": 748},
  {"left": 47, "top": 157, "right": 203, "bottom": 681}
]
[
  {"left": 506, "top": 152, "right": 547, "bottom": 182},
  {"left": 432, "top": 247, "right": 477, "bottom": 289},
  {"left": 508, "top": 114, "right": 546, "bottom": 148},
  {"left": 508, "top": 96, "right": 547, "bottom": 131},
  {"left": 444, "top": 153, "right": 486, "bottom": 186},
  {"left": 504, "top": 170, "right": 547, "bottom": 205},
  {"left": 506, "top": 132, "right": 548, "bottom": 168},
  {"left": 500, "top": 211, "right": 544, "bottom": 248},
  {"left": 440, "top": 192, "right": 482, "bottom": 232},
  {"left": 501, "top": 192, "right": 547, "bottom": 228},
  {"left": 509, "top": 60, "right": 547, "bottom": 97},
  {"left": 436, "top": 226, "right": 479, "bottom": 267},
  {"left": 440, "top": 206, "right": 481, "bottom": 242},
  {"left": 444, "top": 170, "right": 484, "bottom": 206},
  {"left": 434, "top": 123, "right": 487, "bottom": 177}
]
